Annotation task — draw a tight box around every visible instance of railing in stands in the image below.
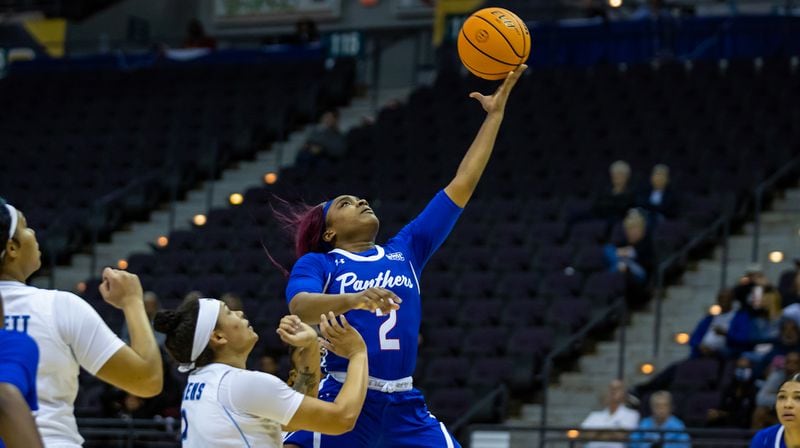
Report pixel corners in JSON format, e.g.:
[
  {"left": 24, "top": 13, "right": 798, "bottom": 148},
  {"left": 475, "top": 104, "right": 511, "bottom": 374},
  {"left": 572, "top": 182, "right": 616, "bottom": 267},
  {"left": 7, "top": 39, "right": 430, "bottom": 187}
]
[
  {"left": 467, "top": 425, "right": 757, "bottom": 448},
  {"left": 450, "top": 384, "right": 509, "bottom": 436},
  {"left": 751, "top": 154, "right": 800, "bottom": 262},
  {"left": 538, "top": 297, "right": 627, "bottom": 448},
  {"left": 78, "top": 417, "right": 179, "bottom": 448}
]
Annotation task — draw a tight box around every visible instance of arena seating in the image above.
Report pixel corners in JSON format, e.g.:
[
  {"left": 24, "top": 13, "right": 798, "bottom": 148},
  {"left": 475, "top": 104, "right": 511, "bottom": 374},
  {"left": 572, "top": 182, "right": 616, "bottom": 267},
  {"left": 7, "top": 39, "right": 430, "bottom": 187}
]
[
  {"left": 0, "top": 57, "right": 355, "bottom": 266},
  {"left": 75, "top": 56, "right": 799, "bottom": 426}
]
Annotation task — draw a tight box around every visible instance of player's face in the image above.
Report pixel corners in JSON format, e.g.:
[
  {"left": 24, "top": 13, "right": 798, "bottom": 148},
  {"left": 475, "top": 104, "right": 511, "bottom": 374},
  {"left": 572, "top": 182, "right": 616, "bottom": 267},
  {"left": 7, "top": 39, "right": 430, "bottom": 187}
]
[
  {"left": 215, "top": 303, "right": 258, "bottom": 354},
  {"left": 325, "top": 195, "right": 379, "bottom": 243},
  {"left": 5, "top": 211, "right": 42, "bottom": 279},
  {"left": 778, "top": 382, "right": 800, "bottom": 426}
]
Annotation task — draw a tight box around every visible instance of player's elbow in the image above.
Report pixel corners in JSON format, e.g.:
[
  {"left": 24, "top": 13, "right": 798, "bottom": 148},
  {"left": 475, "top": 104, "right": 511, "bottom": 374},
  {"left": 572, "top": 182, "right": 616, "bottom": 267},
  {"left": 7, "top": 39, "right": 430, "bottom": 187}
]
[
  {"left": 327, "top": 413, "right": 358, "bottom": 435},
  {"left": 131, "top": 372, "right": 163, "bottom": 398}
]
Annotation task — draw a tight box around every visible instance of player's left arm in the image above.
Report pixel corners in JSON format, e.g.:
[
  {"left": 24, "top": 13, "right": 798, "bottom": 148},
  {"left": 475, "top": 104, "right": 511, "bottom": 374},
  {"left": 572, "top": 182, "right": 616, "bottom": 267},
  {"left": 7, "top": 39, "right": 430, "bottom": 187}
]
[
  {"left": 277, "top": 315, "right": 321, "bottom": 398},
  {"left": 0, "top": 383, "right": 43, "bottom": 448},
  {"left": 444, "top": 64, "right": 526, "bottom": 207}
]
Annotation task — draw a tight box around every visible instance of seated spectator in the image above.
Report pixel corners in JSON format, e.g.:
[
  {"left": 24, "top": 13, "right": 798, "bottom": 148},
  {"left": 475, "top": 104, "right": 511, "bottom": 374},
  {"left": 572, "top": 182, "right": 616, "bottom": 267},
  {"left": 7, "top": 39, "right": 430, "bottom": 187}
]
[
  {"left": 754, "top": 319, "right": 800, "bottom": 376},
  {"left": 707, "top": 356, "right": 757, "bottom": 428},
  {"left": 605, "top": 209, "right": 654, "bottom": 283},
  {"left": 605, "top": 209, "right": 655, "bottom": 307},
  {"left": 689, "top": 288, "right": 737, "bottom": 359},
  {"left": 182, "top": 19, "right": 216, "bottom": 50},
  {"left": 295, "top": 110, "right": 348, "bottom": 170},
  {"left": 580, "top": 379, "right": 640, "bottom": 448},
  {"left": 734, "top": 265, "right": 782, "bottom": 311},
  {"left": 635, "top": 164, "right": 679, "bottom": 224},
  {"left": 721, "top": 276, "right": 781, "bottom": 358},
  {"left": 120, "top": 291, "right": 165, "bottom": 347},
  {"left": 752, "top": 351, "right": 800, "bottom": 429},
  {"left": 592, "top": 160, "right": 635, "bottom": 224},
  {"left": 629, "top": 391, "right": 690, "bottom": 448}
]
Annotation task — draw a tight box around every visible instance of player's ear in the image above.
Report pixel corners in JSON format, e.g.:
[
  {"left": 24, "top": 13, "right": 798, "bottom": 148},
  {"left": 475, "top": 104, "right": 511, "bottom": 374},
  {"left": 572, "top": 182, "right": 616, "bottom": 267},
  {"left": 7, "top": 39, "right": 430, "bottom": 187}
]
[
  {"left": 322, "top": 229, "right": 335, "bottom": 243},
  {"left": 209, "top": 330, "right": 227, "bottom": 349}
]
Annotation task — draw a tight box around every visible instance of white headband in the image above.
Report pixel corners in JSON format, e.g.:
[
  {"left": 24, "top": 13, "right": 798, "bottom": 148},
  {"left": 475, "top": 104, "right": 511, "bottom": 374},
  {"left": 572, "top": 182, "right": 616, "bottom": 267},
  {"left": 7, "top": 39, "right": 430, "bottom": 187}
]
[
  {"left": 1, "top": 204, "right": 18, "bottom": 260},
  {"left": 178, "top": 298, "right": 222, "bottom": 373}
]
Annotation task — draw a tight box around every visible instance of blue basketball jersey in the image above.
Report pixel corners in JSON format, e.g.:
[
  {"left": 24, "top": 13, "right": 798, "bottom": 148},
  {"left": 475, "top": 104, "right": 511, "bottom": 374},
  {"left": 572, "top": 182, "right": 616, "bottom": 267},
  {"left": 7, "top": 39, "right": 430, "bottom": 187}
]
[
  {"left": 751, "top": 424, "right": 786, "bottom": 448},
  {"left": 0, "top": 329, "right": 40, "bottom": 448},
  {"left": 286, "top": 190, "right": 462, "bottom": 380}
]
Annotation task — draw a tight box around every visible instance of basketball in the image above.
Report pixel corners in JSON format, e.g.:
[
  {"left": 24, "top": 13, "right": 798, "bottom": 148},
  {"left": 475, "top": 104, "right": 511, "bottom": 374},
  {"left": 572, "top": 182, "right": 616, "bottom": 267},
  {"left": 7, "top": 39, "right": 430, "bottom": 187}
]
[{"left": 457, "top": 7, "right": 530, "bottom": 80}]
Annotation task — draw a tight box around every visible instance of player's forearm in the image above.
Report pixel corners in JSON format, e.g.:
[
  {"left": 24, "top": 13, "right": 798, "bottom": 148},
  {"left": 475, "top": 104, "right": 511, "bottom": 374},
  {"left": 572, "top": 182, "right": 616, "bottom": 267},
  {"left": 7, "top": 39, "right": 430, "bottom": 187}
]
[
  {"left": 332, "top": 352, "right": 368, "bottom": 426},
  {"left": 0, "top": 384, "right": 43, "bottom": 448},
  {"left": 444, "top": 113, "right": 504, "bottom": 207},
  {"left": 289, "top": 293, "right": 357, "bottom": 324},
  {"left": 290, "top": 342, "right": 322, "bottom": 397},
  {"left": 121, "top": 301, "right": 163, "bottom": 388}
]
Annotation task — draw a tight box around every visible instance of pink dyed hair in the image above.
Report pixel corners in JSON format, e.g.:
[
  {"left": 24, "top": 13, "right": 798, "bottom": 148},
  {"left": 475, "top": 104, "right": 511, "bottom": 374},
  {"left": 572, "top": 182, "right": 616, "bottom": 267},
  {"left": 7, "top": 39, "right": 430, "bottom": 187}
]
[{"left": 271, "top": 198, "right": 330, "bottom": 260}]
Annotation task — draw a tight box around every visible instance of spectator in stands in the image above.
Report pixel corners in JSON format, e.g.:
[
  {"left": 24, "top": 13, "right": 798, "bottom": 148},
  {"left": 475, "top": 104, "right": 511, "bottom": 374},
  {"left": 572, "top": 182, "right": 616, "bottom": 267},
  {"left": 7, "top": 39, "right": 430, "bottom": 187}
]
[
  {"left": 182, "top": 19, "right": 216, "bottom": 50},
  {"left": 121, "top": 291, "right": 165, "bottom": 347},
  {"left": 720, "top": 272, "right": 781, "bottom": 358},
  {"left": 0, "top": 295, "right": 43, "bottom": 448},
  {"left": 605, "top": 209, "right": 655, "bottom": 306},
  {"left": 296, "top": 110, "right": 348, "bottom": 171},
  {"left": 580, "top": 379, "right": 640, "bottom": 448},
  {"left": 636, "top": 164, "right": 679, "bottom": 224},
  {"left": 0, "top": 201, "right": 163, "bottom": 446},
  {"left": 689, "top": 288, "right": 737, "bottom": 359},
  {"left": 734, "top": 264, "right": 781, "bottom": 310},
  {"left": 753, "top": 351, "right": 800, "bottom": 428},
  {"left": 629, "top": 391, "right": 690, "bottom": 448},
  {"left": 592, "top": 160, "right": 635, "bottom": 224},
  {"left": 221, "top": 292, "right": 243, "bottom": 312},
  {"left": 756, "top": 319, "right": 800, "bottom": 376},
  {"left": 707, "top": 356, "right": 757, "bottom": 428}
]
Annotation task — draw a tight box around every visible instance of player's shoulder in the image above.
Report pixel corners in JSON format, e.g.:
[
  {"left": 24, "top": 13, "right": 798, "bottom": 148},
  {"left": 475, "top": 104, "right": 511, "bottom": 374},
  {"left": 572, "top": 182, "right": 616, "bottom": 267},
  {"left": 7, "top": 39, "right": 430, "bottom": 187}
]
[
  {"left": 753, "top": 424, "right": 782, "bottom": 443},
  {"left": 295, "top": 251, "right": 333, "bottom": 266}
]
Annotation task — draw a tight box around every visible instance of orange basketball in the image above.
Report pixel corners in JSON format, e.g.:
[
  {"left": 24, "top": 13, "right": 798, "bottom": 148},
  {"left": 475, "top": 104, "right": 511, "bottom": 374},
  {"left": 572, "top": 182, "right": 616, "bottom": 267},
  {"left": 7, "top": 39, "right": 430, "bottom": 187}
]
[{"left": 457, "top": 7, "right": 531, "bottom": 80}]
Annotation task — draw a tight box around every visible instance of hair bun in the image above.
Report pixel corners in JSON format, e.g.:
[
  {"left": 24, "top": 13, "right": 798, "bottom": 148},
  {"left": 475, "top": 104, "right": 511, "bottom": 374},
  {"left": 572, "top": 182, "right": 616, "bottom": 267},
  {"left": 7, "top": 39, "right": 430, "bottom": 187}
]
[{"left": 153, "top": 310, "right": 181, "bottom": 333}]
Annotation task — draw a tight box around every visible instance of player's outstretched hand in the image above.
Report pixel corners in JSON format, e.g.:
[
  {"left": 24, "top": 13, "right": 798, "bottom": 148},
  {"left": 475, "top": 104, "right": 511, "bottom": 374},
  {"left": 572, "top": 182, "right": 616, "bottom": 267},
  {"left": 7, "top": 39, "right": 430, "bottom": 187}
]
[
  {"left": 318, "top": 312, "right": 366, "bottom": 359},
  {"left": 99, "top": 267, "right": 144, "bottom": 309},
  {"left": 276, "top": 315, "right": 318, "bottom": 349},
  {"left": 349, "top": 287, "right": 401, "bottom": 314},
  {"left": 469, "top": 64, "right": 527, "bottom": 116}
]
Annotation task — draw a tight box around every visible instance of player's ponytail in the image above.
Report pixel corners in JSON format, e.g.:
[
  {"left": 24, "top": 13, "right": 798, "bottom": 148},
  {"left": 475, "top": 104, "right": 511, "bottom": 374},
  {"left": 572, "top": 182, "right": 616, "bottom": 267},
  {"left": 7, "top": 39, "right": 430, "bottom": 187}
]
[{"left": 154, "top": 300, "right": 216, "bottom": 371}]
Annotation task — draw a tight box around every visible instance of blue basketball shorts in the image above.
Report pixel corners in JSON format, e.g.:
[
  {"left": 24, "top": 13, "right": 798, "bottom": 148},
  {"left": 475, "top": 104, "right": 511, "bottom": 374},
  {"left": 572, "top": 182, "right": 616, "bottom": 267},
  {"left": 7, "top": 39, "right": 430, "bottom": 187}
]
[{"left": 284, "top": 375, "right": 461, "bottom": 448}]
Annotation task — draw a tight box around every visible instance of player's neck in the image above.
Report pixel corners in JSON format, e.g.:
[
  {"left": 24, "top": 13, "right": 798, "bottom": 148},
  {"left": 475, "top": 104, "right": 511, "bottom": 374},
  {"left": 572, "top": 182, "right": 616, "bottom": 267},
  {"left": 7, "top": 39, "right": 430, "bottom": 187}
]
[
  {"left": 335, "top": 241, "right": 375, "bottom": 254},
  {"left": 785, "top": 425, "right": 800, "bottom": 447},
  {"left": 213, "top": 352, "right": 247, "bottom": 370},
  {"left": 0, "top": 269, "right": 25, "bottom": 283}
]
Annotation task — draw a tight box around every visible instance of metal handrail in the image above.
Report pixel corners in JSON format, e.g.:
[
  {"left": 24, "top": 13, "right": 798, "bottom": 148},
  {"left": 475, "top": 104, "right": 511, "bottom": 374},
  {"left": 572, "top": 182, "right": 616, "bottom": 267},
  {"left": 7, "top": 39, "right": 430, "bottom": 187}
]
[
  {"left": 751, "top": 153, "right": 800, "bottom": 262},
  {"left": 450, "top": 384, "right": 509, "bottom": 435},
  {"left": 651, "top": 212, "right": 732, "bottom": 357},
  {"left": 470, "top": 424, "right": 757, "bottom": 448},
  {"left": 539, "top": 297, "right": 626, "bottom": 448}
]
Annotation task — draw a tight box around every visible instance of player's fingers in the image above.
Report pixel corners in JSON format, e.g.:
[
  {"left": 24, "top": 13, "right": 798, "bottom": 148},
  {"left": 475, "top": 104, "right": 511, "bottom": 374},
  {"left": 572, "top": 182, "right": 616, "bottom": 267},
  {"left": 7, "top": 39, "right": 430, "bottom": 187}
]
[
  {"left": 469, "top": 92, "right": 482, "bottom": 100},
  {"left": 319, "top": 314, "right": 331, "bottom": 335},
  {"left": 381, "top": 290, "right": 402, "bottom": 304},
  {"left": 276, "top": 328, "right": 294, "bottom": 343},
  {"left": 327, "top": 312, "right": 347, "bottom": 335},
  {"left": 319, "top": 338, "right": 334, "bottom": 353},
  {"left": 338, "top": 314, "right": 351, "bottom": 330}
]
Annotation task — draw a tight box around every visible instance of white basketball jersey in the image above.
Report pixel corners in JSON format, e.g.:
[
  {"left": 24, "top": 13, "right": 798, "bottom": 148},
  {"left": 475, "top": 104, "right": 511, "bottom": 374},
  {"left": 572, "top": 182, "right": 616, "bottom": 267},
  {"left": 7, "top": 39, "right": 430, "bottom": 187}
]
[
  {"left": 0, "top": 280, "right": 125, "bottom": 448},
  {"left": 181, "top": 363, "right": 303, "bottom": 448}
]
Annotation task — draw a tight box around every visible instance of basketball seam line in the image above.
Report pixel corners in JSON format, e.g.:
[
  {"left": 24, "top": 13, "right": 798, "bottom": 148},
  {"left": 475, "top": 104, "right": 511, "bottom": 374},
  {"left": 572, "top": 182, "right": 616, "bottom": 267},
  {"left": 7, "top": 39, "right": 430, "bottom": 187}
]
[
  {"left": 511, "top": 14, "right": 529, "bottom": 64},
  {"left": 461, "top": 58, "right": 509, "bottom": 77},
  {"left": 473, "top": 14, "right": 525, "bottom": 59},
  {"left": 460, "top": 28, "right": 520, "bottom": 68}
]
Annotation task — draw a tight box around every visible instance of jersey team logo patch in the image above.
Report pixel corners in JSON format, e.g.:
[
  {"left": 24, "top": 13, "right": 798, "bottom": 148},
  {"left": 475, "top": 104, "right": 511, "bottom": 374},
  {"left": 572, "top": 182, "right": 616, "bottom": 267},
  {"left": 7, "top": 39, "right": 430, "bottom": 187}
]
[{"left": 386, "top": 252, "right": 405, "bottom": 261}]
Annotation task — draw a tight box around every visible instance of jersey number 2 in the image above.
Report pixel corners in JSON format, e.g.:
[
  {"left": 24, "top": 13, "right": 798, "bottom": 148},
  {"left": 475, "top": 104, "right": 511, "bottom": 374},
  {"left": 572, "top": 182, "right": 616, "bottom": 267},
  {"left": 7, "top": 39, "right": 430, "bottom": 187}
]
[{"left": 376, "top": 309, "right": 400, "bottom": 350}]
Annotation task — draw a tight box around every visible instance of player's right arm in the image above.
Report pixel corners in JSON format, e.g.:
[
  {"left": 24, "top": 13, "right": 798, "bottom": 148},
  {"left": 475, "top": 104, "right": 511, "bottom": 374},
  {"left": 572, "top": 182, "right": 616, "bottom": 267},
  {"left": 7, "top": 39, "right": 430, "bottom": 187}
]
[
  {"left": 289, "top": 289, "right": 401, "bottom": 324},
  {"left": 285, "top": 313, "right": 368, "bottom": 434},
  {"left": 0, "top": 383, "right": 43, "bottom": 448},
  {"left": 287, "top": 255, "right": 400, "bottom": 324}
]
